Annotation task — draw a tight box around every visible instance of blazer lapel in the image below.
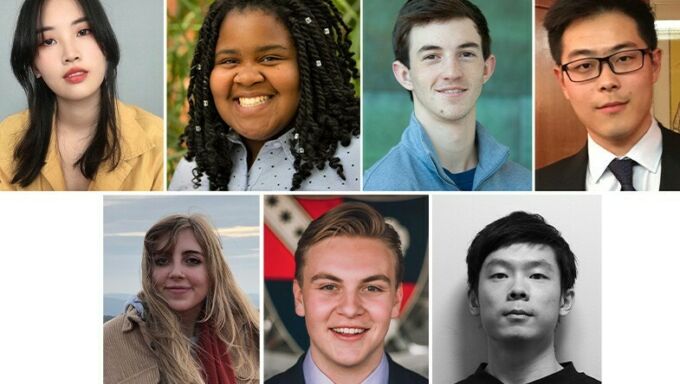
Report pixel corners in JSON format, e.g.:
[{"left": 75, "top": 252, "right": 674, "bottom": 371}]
[
  {"left": 659, "top": 126, "right": 680, "bottom": 190},
  {"left": 561, "top": 145, "right": 588, "bottom": 191}
]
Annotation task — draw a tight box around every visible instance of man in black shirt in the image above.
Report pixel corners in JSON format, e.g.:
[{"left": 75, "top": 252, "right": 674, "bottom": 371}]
[{"left": 457, "top": 212, "right": 600, "bottom": 384}]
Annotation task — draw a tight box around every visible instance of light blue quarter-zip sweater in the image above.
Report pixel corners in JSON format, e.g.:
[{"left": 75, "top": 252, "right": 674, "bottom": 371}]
[{"left": 364, "top": 114, "right": 531, "bottom": 191}]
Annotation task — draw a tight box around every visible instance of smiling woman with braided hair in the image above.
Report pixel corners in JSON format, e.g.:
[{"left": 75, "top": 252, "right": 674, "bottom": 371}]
[{"left": 169, "top": 0, "right": 360, "bottom": 191}]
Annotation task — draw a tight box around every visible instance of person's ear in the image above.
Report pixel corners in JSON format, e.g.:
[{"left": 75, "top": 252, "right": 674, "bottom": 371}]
[
  {"left": 391, "top": 283, "right": 404, "bottom": 318},
  {"left": 392, "top": 60, "right": 414, "bottom": 91},
  {"left": 559, "top": 288, "right": 575, "bottom": 316},
  {"left": 482, "top": 54, "right": 496, "bottom": 83},
  {"left": 650, "top": 48, "right": 662, "bottom": 84},
  {"left": 468, "top": 289, "right": 480, "bottom": 316},
  {"left": 293, "top": 279, "right": 305, "bottom": 317},
  {"left": 33, "top": 68, "right": 42, "bottom": 79}
]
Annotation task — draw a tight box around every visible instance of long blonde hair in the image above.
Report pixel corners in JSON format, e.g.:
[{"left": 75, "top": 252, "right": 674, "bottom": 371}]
[{"left": 140, "top": 214, "right": 259, "bottom": 384}]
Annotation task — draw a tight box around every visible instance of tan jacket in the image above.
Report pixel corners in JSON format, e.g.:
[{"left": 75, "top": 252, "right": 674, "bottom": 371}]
[
  {"left": 0, "top": 102, "right": 163, "bottom": 191},
  {"left": 104, "top": 306, "right": 160, "bottom": 384}
]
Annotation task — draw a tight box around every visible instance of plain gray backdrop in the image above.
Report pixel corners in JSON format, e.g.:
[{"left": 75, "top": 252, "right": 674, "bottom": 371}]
[
  {"left": 432, "top": 194, "right": 602, "bottom": 382},
  {"left": 0, "top": 0, "right": 163, "bottom": 120}
]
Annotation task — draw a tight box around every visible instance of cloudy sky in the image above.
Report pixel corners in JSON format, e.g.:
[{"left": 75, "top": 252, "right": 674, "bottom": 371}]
[{"left": 103, "top": 195, "right": 260, "bottom": 298}]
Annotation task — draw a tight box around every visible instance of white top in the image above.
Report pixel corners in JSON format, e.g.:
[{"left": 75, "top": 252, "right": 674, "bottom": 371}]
[
  {"left": 169, "top": 129, "right": 360, "bottom": 191},
  {"left": 586, "top": 118, "right": 662, "bottom": 191},
  {"left": 302, "top": 351, "right": 389, "bottom": 384}
]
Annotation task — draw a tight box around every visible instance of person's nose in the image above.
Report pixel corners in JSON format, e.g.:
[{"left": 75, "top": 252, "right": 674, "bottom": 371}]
[
  {"left": 62, "top": 37, "right": 81, "bottom": 64},
  {"left": 234, "top": 64, "right": 264, "bottom": 86},
  {"left": 337, "top": 290, "right": 365, "bottom": 318},
  {"left": 168, "top": 260, "right": 185, "bottom": 280},
  {"left": 442, "top": 55, "right": 463, "bottom": 81},
  {"left": 507, "top": 277, "right": 529, "bottom": 301},
  {"left": 597, "top": 60, "right": 621, "bottom": 92}
]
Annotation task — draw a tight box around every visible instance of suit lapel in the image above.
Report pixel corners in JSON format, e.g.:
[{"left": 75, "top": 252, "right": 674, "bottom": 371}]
[
  {"left": 562, "top": 145, "right": 588, "bottom": 191},
  {"left": 659, "top": 126, "right": 680, "bottom": 191}
]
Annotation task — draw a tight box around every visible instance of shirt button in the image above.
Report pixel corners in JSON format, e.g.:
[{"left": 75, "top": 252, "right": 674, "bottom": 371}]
[{"left": 272, "top": 142, "right": 282, "bottom": 149}]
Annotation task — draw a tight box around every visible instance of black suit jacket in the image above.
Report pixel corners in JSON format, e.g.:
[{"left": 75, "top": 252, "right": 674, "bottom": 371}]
[
  {"left": 265, "top": 352, "right": 428, "bottom": 384},
  {"left": 536, "top": 126, "right": 680, "bottom": 191}
]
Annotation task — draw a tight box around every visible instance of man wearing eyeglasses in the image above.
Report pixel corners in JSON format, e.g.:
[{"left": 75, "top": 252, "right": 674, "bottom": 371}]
[{"left": 536, "top": 0, "right": 680, "bottom": 191}]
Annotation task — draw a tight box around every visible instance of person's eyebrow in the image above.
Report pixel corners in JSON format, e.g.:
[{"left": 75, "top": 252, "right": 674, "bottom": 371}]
[
  {"left": 215, "top": 44, "right": 289, "bottom": 57},
  {"left": 483, "top": 258, "right": 512, "bottom": 270},
  {"left": 256, "top": 44, "right": 289, "bottom": 53},
  {"left": 483, "top": 258, "right": 555, "bottom": 272},
  {"left": 416, "top": 42, "right": 480, "bottom": 55},
  {"left": 361, "top": 274, "right": 392, "bottom": 285},
  {"left": 524, "top": 260, "right": 555, "bottom": 272},
  {"left": 181, "top": 249, "right": 203, "bottom": 257},
  {"left": 565, "top": 42, "right": 640, "bottom": 61},
  {"left": 37, "top": 17, "right": 89, "bottom": 33},
  {"left": 457, "top": 42, "right": 481, "bottom": 50},
  {"left": 416, "top": 44, "right": 442, "bottom": 54},
  {"left": 310, "top": 273, "right": 342, "bottom": 283}
]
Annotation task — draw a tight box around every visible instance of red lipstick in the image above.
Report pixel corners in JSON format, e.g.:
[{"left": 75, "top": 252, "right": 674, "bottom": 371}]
[{"left": 63, "top": 67, "right": 88, "bottom": 84}]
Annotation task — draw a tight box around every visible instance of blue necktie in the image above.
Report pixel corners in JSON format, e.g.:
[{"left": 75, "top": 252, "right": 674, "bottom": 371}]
[{"left": 607, "top": 158, "right": 636, "bottom": 191}]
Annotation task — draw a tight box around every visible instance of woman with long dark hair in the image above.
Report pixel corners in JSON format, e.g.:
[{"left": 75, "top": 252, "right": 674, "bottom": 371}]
[
  {"left": 104, "top": 214, "right": 259, "bottom": 384},
  {"left": 169, "top": 0, "right": 360, "bottom": 191},
  {"left": 0, "top": 0, "right": 163, "bottom": 191}
]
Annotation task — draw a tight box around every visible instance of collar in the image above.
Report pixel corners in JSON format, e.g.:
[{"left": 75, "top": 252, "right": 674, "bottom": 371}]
[
  {"left": 225, "top": 127, "right": 295, "bottom": 160},
  {"left": 303, "top": 351, "right": 389, "bottom": 384},
  {"left": 472, "top": 362, "right": 579, "bottom": 383},
  {"left": 403, "top": 113, "right": 510, "bottom": 189},
  {"left": 41, "top": 101, "right": 158, "bottom": 190},
  {"left": 587, "top": 118, "right": 661, "bottom": 183}
]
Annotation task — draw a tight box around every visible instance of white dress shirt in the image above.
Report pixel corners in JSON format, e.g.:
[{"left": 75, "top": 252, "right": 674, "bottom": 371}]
[
  {"left": 302, "top": 351, "right": 389, "bottom": 384},
  {"left": 585, "top": 118, "right": 662, "bottom": 191}
]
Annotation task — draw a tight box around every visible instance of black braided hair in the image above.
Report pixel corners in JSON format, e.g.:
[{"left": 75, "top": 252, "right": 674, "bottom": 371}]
[{"left": 180, "top": 0, "right": 359, "bottom": 191}]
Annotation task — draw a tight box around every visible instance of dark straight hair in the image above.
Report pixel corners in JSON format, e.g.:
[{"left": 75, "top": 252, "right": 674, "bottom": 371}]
[{"left": 10, "top": 0, "right": 121, "bottom": 187}]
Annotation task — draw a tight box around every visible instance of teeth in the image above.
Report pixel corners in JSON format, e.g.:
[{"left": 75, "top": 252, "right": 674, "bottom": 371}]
[
  {"left": 441, "top": 89, "right": 465, "bottom": 94},
  {"left": 239, "top": 96, "right": 269, "bottom": 107},
  {"left": 332, "top": 327, "right": 366, "bottom": 335}
]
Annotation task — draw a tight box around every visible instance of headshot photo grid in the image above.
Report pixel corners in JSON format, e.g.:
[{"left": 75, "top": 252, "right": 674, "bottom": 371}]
[{"left": 0, "top": 0, "right": 679, "bottom": 383}]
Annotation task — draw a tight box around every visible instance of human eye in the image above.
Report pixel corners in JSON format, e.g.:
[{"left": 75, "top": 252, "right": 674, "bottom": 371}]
[
  {"left": 569, "top": 60, "right": 596, "bottom": 74},
  {"left": 422, "top": 53, "right": 439, "bottom": 62},
  {"left": 459, "top": 51, "right": 477, "bottom": 60},
  {"left": 489, "top": 272, "right": 507, "bottom": 280},
  {"left": 152, "top": 255, "right": 169, "bottom": 266},
  {"left": 216, "top": 56, "right": 238, "bottom": 66},
  {"left": 364, "top": 285, "right": 386, "bottom": 293},
  {"left": 530, "top": 273, "right": 548, "bottom": 280},
  {"left": 319, "top": 284, "right": 337, "bottom": 292},
  {"left": 39, "top": 38, "right": 56, "bottom": 47},
  {"left": 261, "top": 55, "right": 282, "bottom": 64},
  {"left": 184, "top": 256, "right": 203, "bottom": 266},
  {"left": 77, "top": 28, "right": 92, "bottom": 37}
]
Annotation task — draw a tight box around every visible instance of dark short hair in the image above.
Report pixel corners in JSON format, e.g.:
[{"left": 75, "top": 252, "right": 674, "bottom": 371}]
[
  {"left": 392, "top": 0, "right": 491, "bottom": 68},
  {"left": 544, "top": 0, "right": 657, "bottom": 65},
  {"left": 466, "top": 211, "right": 577, "bottom": 295},
  {"left": 294, "top": 202, "right": 404, "bottom": 286}
]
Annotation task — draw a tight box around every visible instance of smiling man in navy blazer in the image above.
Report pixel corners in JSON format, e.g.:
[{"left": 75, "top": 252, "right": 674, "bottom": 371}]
[
  {"left": 537, "top": 0, "right": 680, "bottom": 191},
  {"left": 266, "top": 203, "right": 427, "bottom": 384}
]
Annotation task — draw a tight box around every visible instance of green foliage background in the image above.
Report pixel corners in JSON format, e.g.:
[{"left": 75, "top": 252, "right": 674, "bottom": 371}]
[
  {"left": 363, "top": 0, "right": 532, "bottom": 172},
  {"left": 166, "top": 0, "right": 360, "bottom": 185}
]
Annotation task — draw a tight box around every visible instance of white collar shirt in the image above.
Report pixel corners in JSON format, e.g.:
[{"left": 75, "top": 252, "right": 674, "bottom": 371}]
[
  {"left": 586, "top": 118, "right": 662, "bottom": 191},
  {"left": 302, "top": 351, "right": 389, "bottom": 384}
]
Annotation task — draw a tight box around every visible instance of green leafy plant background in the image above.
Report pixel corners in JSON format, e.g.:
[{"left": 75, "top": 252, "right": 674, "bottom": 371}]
[{"left": 166, "top": 0, "right": 360, "bottom": 184}]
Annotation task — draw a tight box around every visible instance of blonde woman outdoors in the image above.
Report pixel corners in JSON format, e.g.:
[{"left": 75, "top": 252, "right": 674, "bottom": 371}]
[{"left": 104, "top": 214, "right": 259, "bottom": 384}]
